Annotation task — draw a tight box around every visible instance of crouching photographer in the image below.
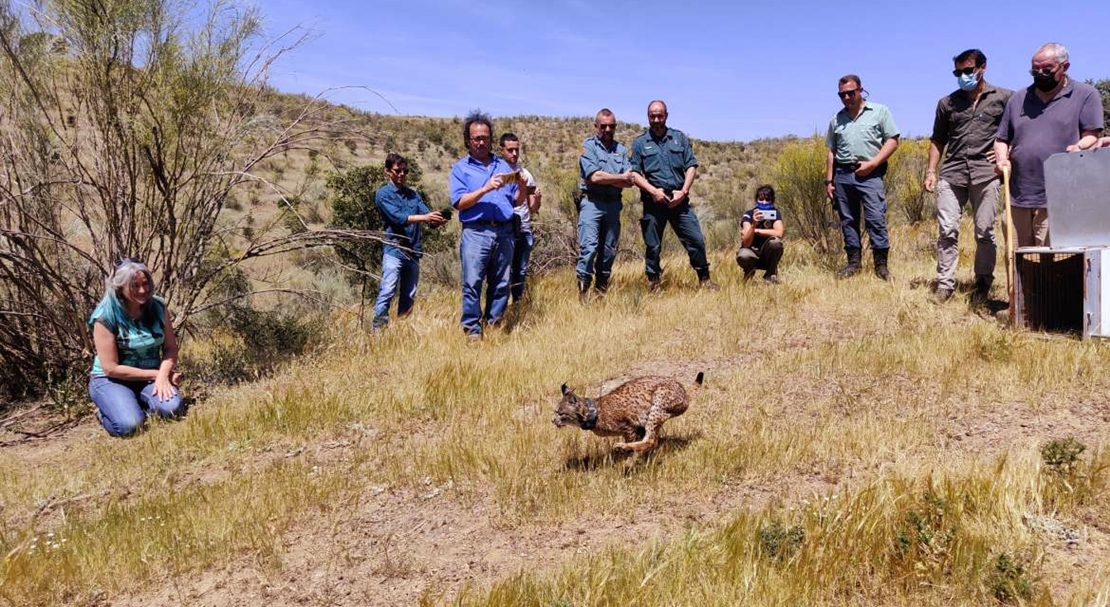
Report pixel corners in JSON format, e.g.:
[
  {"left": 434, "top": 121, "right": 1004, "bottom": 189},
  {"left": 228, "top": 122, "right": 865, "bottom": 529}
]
[{"left": 736, "top": 184, "right": 785, "bottom": 284}]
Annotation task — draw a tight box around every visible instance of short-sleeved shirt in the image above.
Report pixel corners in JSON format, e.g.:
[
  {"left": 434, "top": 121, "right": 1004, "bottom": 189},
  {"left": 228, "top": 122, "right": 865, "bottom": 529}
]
[
  {"left": 826, "top": 102, "right": 900, "bottom": 164},
  {"left": 996, "top": 80, "right": 1105, "bottom": 208},
  {"left": 510, "top": 167, "right": 537, "bottom": 233},
  {"left": 931, "top": 82, "right": 1014, "bottom": 187},
  {"left": 742, "top": 206, "right": 784, "bottom": 250},
  {"left": 630, "top": 127, "right": 698, "bottom": 196},
  {"left": 89, "top": 298, "right": 166, "bottom": 377},
  {"left": 375, "top": 182, "right": 431, "bottom": 260},
  {"left": 579, "top": 136, "right": 631, "bottom": 202},
  {"left": 448, "top": 154, "right": 520, "bottom": 224}
]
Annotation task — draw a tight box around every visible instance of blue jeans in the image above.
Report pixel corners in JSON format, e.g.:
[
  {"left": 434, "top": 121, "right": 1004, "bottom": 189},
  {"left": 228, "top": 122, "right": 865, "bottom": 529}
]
[
  {"left": 576, "top": 198, "right": 622, "bottom": 285},
  {"left": 833, "top": 166, "right": 890, "bottom": 250},
  {"left": 372, "top": 253, "right": 420, "bottom": 327},
  {"left": 88, "top": 375, "right": 186, "bottom": 437},
  {"left": 640, "top": 201, "right": 709, "bottom": 280},
  {"left": 510, "top": 231, "right": 534, "bottom": 303},
  {"left": 460, "top": 224, "right": 514, "bottom": 335}
]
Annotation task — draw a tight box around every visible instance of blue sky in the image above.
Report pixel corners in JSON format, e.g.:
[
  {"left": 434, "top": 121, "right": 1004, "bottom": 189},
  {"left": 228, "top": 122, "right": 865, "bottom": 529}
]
[{"left": 262, "top": 0, "right": 1110, "bottom": 142}]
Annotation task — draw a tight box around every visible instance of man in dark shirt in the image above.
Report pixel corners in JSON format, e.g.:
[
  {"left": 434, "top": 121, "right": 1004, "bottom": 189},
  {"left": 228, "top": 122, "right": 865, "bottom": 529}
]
[
  {"left": 372, "top": 153, "right": 447, "bottom": 330},
  {"left": 736, "top": 184, "right": 785, "bottom": 284},
  {"left": 994, "top": 42, "right": 1104, "bottom": 247},
  {"left": 630, "top": 100, "right": 717, "bottom": 292},
  {"left": 925, "top": 49, "right": 1013, "bottom": 303}
]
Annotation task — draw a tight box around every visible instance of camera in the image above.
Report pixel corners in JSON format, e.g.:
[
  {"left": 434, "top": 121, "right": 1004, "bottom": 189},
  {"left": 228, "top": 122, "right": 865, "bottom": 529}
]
[{"left": 439, "top": 207, "right": 453, "bottom": 221}]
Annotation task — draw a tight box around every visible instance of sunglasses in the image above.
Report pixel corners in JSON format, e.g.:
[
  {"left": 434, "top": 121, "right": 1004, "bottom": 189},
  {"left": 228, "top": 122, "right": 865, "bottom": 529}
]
[
  {"left": 837, "top": 88, "right": 859, "bottom": 99},
  {"left": 1029, "top": 66, "right": 1059, "bottom": 77},
  {"left": 597, "top": 123, "right": 616, "bottom": 130},
  {"left": 114, "top": 257, "right": 143, "bottom": 268},
  {"left": 390, "top": 168, "right": 409, "bottom": 175},
  {"left": 952, "top": 66, "right": 978, "bottom": 77}
]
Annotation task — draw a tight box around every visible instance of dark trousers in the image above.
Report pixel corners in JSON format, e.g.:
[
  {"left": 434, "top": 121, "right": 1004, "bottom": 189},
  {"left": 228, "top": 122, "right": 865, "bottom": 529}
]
[
  {"left": 737, "top": 238, "right": 784, "bottom": 275},
  {"left": 832, "top": 166, "right": 890, "bottom": 250},
  {"left": 640, "top": 201, "right": 709, "bottom": 279}
]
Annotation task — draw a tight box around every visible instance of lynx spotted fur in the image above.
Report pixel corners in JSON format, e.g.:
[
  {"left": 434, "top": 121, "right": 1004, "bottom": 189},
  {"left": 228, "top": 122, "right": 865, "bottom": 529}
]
[{"left": 552, "top": 372, "right": 703, "bottom": 452}]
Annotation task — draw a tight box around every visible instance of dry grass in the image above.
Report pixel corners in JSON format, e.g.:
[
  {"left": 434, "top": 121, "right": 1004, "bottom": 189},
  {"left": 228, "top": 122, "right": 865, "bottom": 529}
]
[{"left": 3, "top": 220, "right": 1110, "bottom": 605}]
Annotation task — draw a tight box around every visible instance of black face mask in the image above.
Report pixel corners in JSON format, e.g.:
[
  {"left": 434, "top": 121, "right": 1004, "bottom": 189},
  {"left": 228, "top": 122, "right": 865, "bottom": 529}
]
[{"left": 1033, "top": 72, "right": 1059, "bottom": 92}]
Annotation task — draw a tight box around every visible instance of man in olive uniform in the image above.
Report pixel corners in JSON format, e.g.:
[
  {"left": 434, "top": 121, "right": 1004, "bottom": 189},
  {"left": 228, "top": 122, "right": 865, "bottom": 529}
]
[
  {"left": 631, "top": 100, "right": 718, "bottom": 292},
  {"left": 576, "top": 108, "right": 639, "bottom": 301},
  {"left": 925, "top": 49, "right": 1013, "bottom": 303}
]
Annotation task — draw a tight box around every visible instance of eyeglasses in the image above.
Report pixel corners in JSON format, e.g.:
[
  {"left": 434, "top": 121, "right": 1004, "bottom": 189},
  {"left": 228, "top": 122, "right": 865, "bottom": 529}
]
[
  {"left": 390, "top": 168, "right": 408, "bottom": 175},
  {"left": 114, "top": 257, "right": 143, "bottom": 268},
  {"left": 837, "top": 88, "right": 859, "bottom": 99},
  {"left": 952, "top": 66, "right": 978, "bottom": 77},
  {"left": 1029, "top": 66, "right": 1059, "bottom": 77},
  {"left": 597, "top": 123, "right": 616, "bottom": 130},
  {"left": 470, "top": 135, "right": 491, "bottom": 143}
]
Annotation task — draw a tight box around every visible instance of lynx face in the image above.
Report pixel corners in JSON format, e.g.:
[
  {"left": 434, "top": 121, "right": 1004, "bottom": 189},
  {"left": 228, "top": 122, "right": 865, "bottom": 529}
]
[{"left": 551, "top": 384, "right": 588, "bottom": 427}]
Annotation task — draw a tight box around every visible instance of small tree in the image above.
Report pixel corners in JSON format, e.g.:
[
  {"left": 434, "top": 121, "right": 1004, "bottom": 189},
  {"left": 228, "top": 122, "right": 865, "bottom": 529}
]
[{"left": 768, "top": 136, "right": 839, "bottom": 255}]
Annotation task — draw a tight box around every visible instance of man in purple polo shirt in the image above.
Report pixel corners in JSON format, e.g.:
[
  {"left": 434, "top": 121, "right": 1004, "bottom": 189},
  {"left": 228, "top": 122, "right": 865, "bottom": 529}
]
[
  {"left": 994, "top": 42, "right": 1104, "bottom": 247},
  {"left": 449, "top": 110, "right": 527, "bottom": 340}
]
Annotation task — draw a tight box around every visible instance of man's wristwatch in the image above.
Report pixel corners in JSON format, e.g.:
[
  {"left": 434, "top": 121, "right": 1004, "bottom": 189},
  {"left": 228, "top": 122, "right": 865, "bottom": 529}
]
[{"left": 824, "top": 179, "right": 833, "bottom": 185}]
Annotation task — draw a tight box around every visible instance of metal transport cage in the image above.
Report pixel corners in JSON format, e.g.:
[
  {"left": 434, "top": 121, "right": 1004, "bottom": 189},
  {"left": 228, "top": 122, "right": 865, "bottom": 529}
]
[{"left": 1013, "top": 148, "right": 1110, "bottom": 339}]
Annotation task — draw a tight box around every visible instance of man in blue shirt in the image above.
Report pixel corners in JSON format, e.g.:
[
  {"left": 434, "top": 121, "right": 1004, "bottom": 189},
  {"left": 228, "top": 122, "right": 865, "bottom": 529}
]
[
  {"left": 372, "top": 153, "right": 447, "bottom": 330},
  {"left": 631, "top": 100, "right": 718, "bottom": 292},
  {"left": 448, "top": 111, "right": 527, "bottom": 339},
  {"left": 577, "top": 108, "right": 639, "bottom": 302}
]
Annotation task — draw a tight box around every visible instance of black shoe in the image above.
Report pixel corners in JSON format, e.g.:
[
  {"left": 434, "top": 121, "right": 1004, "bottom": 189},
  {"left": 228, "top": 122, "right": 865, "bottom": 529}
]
[
  {"left": 873, "top": 248, "right": 891, "bottom": 282},
  {"left": 742, "top": 268, "right": 756, "bottom": 282},
  {"left": 763, "top": 274, "right": 781, "bottom": 285},
  {"left": 836, "top": 248, "right": 862, "bottom": 279},
  {"left": 971, "top": 276, "right": 993, "bottom": 305}
]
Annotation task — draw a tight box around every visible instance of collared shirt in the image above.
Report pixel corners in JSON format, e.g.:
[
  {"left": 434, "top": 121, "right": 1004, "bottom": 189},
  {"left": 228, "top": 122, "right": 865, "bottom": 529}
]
[
  {"left": 931, "top": 82, "right": 1014, "bottom": 187},
  {"left": 997, "top": 80, "right": 1105, "bottom": 208},
  {"left": 449, "top": 154, "right": 519, "bottom": 224},
  {"left": 826, "top": 101, "right": 900, "bottom": 164},
  {"left": 630, "top": 127, "right": 698, "bottom": 192},
  {"left": 509, "top": 166, "right": 537, "bottom": 233},
  {"left": 579, "top": 136, "right": 631, "bottom": 201},
  {"left": 375, "top": 182, "right": 430, "bottom": 260}
]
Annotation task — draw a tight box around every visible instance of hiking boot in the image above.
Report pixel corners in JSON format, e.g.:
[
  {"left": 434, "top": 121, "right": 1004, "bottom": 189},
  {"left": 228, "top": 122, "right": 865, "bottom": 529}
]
[
  {"left": 931, "top": 287, "right": 954, "bottom": 303},
  {"left": 594, "top": 277, "right": 609, "bottom": 298},
  {"left": 578, "top": 278, "right": 590, "bottom": 304},
  {"left": 873, "top": 248, "right": 891, "bottom": 282},
  {"left": 972, "top": 276, "right": 993, "bottom": 305},
  {"left": 699, "top": 278, "right": 720, "bottom": 291},
  {"left": 836, "top": 248, "right": 862, "bottom": 279}
]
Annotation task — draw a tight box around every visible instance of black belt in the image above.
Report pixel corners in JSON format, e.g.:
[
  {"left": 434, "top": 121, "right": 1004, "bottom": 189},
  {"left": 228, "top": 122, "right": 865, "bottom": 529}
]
[
  {"left": 464, "top": 219, "right": 512, "bottom": 228},
  {"left": 584, "top": 193, "right": 622, "bottom": 203},
  {"left": 835, "top": 161, "right": 861, "bottom": 170}
]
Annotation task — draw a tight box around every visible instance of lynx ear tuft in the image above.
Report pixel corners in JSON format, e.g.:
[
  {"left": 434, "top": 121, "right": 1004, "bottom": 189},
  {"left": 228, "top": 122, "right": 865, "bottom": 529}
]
[{"left": 561, "top": 383, "right": 569, "bottom": 395}]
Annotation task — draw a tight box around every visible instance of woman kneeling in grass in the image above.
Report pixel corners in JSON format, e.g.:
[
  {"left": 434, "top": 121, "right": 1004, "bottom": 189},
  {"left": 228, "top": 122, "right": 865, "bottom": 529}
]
[{"left": 88, "top": 258, "right": 185, "bottom": 437}]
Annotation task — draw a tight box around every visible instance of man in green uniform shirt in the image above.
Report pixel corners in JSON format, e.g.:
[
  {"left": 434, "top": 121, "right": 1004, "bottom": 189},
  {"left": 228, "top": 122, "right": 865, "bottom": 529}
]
[
  {"left": 631, "top": 100, "right": 718, "bottom": 292},
  {"left": 825, "top": 74, "right": 900, "bottom": 281}
]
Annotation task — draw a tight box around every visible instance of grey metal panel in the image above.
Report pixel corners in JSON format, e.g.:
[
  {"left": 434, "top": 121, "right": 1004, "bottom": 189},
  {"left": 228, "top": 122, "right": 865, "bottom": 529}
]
[
  {"left": 1044, "top": 148, "right": 1110, "bottom": 248},
  {"left": 1084, "top": 249, "right": 1100, "bottom": 339}
]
